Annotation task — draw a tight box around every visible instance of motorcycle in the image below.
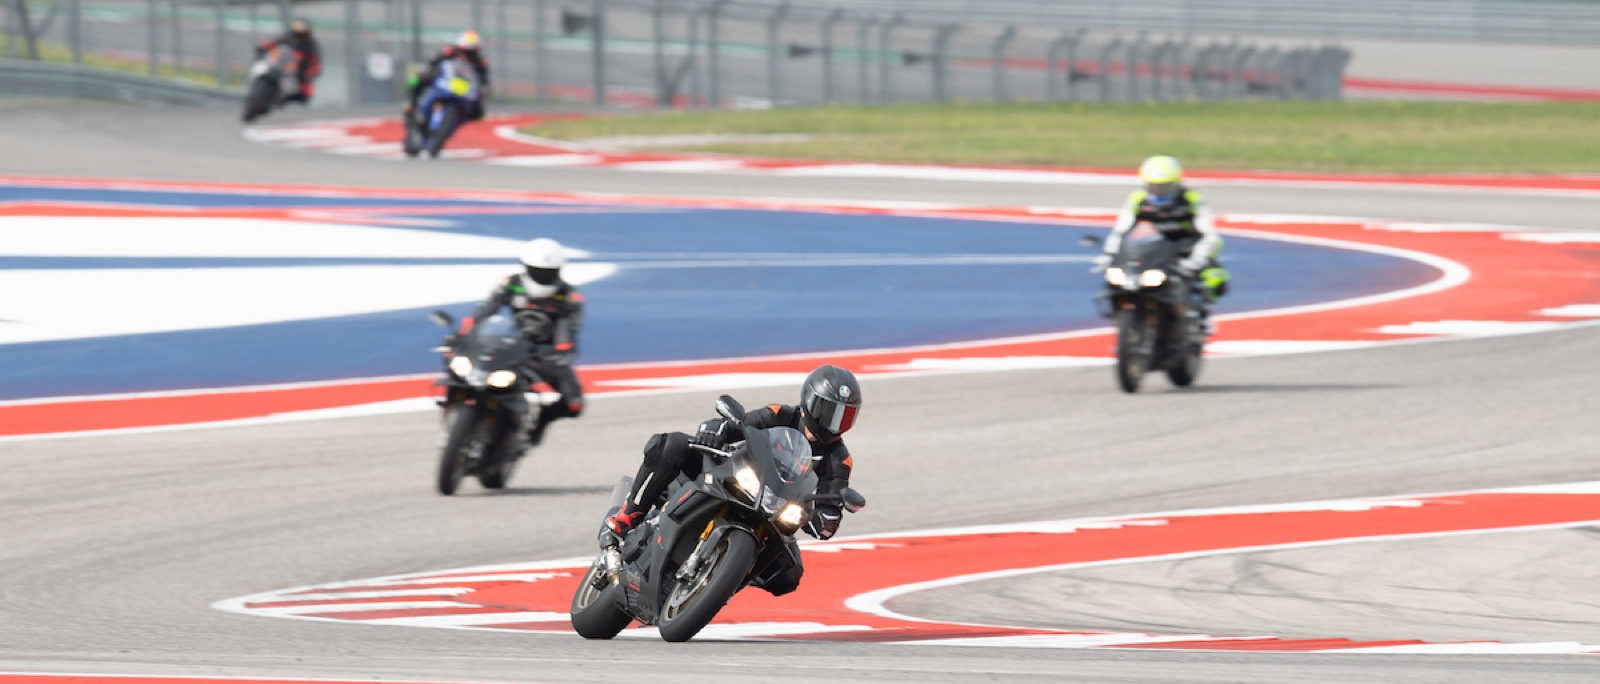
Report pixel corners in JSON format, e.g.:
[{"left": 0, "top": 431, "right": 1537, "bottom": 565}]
[
  {"left": 569, "top": 395, "right": 866, "bottom": 642},
  {"left": 241, "top": 44, "right": 298, "bottom": 122},
  {"left": 1085, "top": 226, "right": 1207, "bottom": 393},
  {"left": 428, "top": 307, "right": 544, "bottom": 495},
  {"left": 403, "top": 57, "right": 481, "bottom": 159}
]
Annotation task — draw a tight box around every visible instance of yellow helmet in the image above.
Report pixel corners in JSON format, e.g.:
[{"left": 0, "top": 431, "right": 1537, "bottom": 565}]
[{"left": 1138, "top": 156, "right": 1183, "bottom": 184}]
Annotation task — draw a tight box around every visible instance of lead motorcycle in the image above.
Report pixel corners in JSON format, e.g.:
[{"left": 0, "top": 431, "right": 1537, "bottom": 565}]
[
  {"left": 428, "top": 307, "right": 544, "bottom": 495},
  {"left": 1085, "top": 225, "right": 1207, "bottom": 393},
  {"left": 241, "top": 43, "right": 297, "bottom": 122},
  {"left": 569, "top": 395, "right": 865, "bottom": 642}
]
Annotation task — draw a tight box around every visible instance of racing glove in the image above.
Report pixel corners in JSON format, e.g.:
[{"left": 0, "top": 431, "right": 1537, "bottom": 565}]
[
  {"left": 805, "top": 506, "right": 842, "bottom": 540},
  {"left": 1177, "top": 255, "right": 1209, "bottom": 276},
  {"left": 693, "top": 418, "right": 739, "bottom": 447},
  {"left": 1090, "top": 253, "right": 1113, "bottom": 273}
]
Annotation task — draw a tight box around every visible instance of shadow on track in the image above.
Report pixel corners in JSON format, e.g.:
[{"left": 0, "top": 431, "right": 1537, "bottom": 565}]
[
  {"left": 1168, "top": 383, "right": 1400, "bottom": 394},
  {"left": 456, "top": 484, "right": 615, "bottom": 497}
]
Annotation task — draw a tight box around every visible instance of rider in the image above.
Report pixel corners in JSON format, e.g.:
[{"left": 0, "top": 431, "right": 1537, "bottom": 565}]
[
  {"left": 604, "top": 365, "right": 863, "bottom": 593},
  {"left": 1091, "top": 155, "right": 1230, "bottom": 334},
  {"left": 255, "top": 17, "right": 321, "bottom": 106},
  {"left": 407, "top": 30, "right": 493, "bottom": 122},
  {"left": 459, "top": 237, "right": 584, "bottom": 449}
]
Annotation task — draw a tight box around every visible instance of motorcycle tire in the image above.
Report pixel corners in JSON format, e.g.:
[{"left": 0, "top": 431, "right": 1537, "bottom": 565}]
[
  {"left": 569, "top": 562, "right": 633, "bottom": 639},
  {"left": 656, "top": 528, "right": 757, "bottom": 642},
  {"left": 1166, "top": 340, "right": 1203, "bottom": 387},
  {"left": 425, "top": 105, "right": 462, "bottom": 159},
  {"left": 401, "top": 120, "right": 422, "bottom": 158},
  {"left": 242, "top": 78, "right": 275, "bottom": 122},
  {"left": 477, "top": 446, "right": 517, "bottom": 489},
  {"left": 436, "top": 403, "right": 484, "bottom": 495},
  {"left": 1114, "top": 308, "right": 1146, "bottom": 394}
]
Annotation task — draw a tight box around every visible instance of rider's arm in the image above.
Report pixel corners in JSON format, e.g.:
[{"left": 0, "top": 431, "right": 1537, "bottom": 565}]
[
  {"left": 550, "top": 291, "right": 582, "bottom": 359},
  {"left": 465, "top": 276, "right": 513, "bottom": 325},
  {"left": 1185, "top": 191, "right": 1223, "bottom": 264},
  {"left": 301, "top": 42, "right": 323, "bottom": 80}
]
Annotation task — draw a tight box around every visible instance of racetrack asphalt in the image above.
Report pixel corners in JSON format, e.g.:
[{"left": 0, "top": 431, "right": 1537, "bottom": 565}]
[{"left": 2, "top": 103, "right": 1598, "bottom": 683}]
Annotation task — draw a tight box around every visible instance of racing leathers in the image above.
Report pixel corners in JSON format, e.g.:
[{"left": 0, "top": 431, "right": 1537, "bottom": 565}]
[
  {"left": 1100, "top": 187, "right": 1231, "bottom": 324},
  {"left": 463, "top": 272, "right": 584, "bottom": 447},
  {"left": 256, "top": 33, "right": 321, "bottom": 104},
  {"left": 407, "top": 47, "right": 492, "bottom": 121},
  {"left": 609, "top": 403, "right": 855, "bottom": 595}
]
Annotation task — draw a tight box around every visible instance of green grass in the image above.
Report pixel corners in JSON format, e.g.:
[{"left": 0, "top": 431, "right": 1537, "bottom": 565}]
[{"left": 522, "top": 101, "right": 1600, "bottom": 175}]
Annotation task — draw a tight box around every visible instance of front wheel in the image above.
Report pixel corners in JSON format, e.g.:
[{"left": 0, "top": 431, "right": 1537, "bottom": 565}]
[
  {"left": 425, "top": 104, "right": 462, "bottom": 158},
  {"left": 569, "top": 562, "right": 633, "bottom": 639},
  {"left": 1114, "top": 308, "right": 1147, "bottom": 394},
  {"left": 242, "top": 78, "right": 275, "bottom": 122},
  {"left": 656, "top": 529, "right": 757, "bottom": 642},
  {"left": 436, "top": 403, "right": 484, "bottom": 495}
]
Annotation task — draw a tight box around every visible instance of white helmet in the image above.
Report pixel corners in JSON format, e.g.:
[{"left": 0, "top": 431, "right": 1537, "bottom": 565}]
[{"left": 518, "top": 238, "right": 566, "bottom": 297}]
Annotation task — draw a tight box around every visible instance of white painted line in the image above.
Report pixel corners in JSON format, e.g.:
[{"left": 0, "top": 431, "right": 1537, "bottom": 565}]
[
  {"left": 360, "top": 611, "right": 569, "bottom": 627},
  {"left": 1541, "top": 304, "right": 1600, "bottom": 317},
  {"left": 484, "top": 154, "right": 608, "bottom": 167},
  {"left": 1205, "top": 340, "right": 1380, "bottom": 355},
  {"left": 324, "top": 143, "right": 401, "bottom": 156},
  {"left": 1502, "top": 232, "right": 1600, "bottom": 243},
  {"left": 1376, "top": 320, "right": 1571, "bottom": 336},
  {"left": 608, "top": 159, "right": 750, "bottom": 173}
]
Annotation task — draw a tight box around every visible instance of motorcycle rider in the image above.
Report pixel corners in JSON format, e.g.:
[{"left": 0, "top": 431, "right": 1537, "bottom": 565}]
[
  {"left": 255, "top": 17, "right": 321, "bottom": 106},
  {"left": 603, "top": 365, "right": 863, "bottom": 594},
  {"left": 1091, "top": 155, "right": 1230, "bottom": 334},
  {"left": 456, "top": 238, "right": 584, "bottom": 450},
  {"left": 406, "top": 30, "right": 493, "bottom": 123}
]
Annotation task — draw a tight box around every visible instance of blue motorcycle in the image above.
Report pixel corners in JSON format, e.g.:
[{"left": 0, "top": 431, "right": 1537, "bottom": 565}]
[{"left": 404, "top": 58, "right": 481, "bottom": 159}]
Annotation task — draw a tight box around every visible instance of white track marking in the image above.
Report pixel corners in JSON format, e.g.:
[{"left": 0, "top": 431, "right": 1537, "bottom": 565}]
[
  {"left": 1503, "top": 232, "right": 1600, "bottom": 243},
  {"left": 1541, "top": 304, "right": 1600, "bottom": 317},
  {"left": 1376, "top": 320, "right": 1573, "bottom": 336}
]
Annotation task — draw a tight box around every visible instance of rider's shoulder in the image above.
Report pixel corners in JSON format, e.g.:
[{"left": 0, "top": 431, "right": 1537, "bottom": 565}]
[
  {"left": 1182, "top": 189, "right": 1205, "bottom": 204},
  {"left": 1125, "top": 189, "right": 1148, "bottom": 206}
]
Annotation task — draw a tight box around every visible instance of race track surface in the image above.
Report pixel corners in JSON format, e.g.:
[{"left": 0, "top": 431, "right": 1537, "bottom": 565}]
[{"left": 2, "top": 103, "right": 1599, "bottom": 684}]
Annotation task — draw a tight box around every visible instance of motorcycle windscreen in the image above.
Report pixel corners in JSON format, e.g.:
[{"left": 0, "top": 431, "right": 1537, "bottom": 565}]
[
  {"left": 764, "top": 427, "right": 814, "bottom": 483},
  {"left": 1119, "top": 224, "right": 1179, "bottom": 269},
  {"left": 469, "top": 308, "right": 524, "bottom": 360}
]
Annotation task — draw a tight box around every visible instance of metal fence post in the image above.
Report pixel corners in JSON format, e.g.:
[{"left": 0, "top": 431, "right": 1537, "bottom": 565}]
[
  {"left": 590, "top": 0, "right": 606, "bottom": 107},
  {"left": 1232, "top": 45, "right": 1254, "bottom": 97},
  {"left": 856, "top": 14, "right": 876, "bottom": 104},
  {"left": 1097, "top": 37, "right": 1120, "bottom": 103},
  {"left": 1172, "top": 37, "right": 1192, "bottom": 100},
  {"left": 706, "top": 0, "right": 729, "bottom": 109},
  {"left": 3, "top": 1, "right": 15, "bottom": 59},
  {"left": 931, "top": 24, "right": 957, "bottom": 103},
  {"left": 170, "top": 0, "right": 183, "bottom": 73},
  {"left": 991, "top": 25, "right": 1015, "bottom": 103},
  {"left": 471, "top": 0, "right": 483, "bottom": 32},
  {"left": 1150, "top": 39, "right": 1173, "bottom": 102},
  {"left": 1046, "top": 32, "right": 1070, "bottom": 101},
  {"left": 345, "top": 0, "right": 360, "bottom": 103},
  {"left": 820, "top": 9, "right": 843, "bottom": 104},
  {"left": 534, "top": 0, "right": 548, "bottom": 103},
  {"left": 494, "top": 0, "right": 507, "bottom": 87},
  {"left": 67, "top": 0, "right": 82, "bottom": 64},
  {"left": 652, "top": 0, "right": 666, "bottom": 106},
  {"left": 876, "top": 12, "right": 901, "bottom": 104},
  {"left": 1126, "top": 32, "right": 1145, "bottom": 102},
  {"left": 766, "top": 3, "right": 789, "bottom": 107},
  {"left": 214, "top": 0, "right": 226, "bottom": 89}
]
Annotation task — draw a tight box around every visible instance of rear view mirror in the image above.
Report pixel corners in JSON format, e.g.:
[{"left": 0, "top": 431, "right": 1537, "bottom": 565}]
[
  {"left": 429, "top": 309, "right": 455, "bottom": 328},
  {"left": 715, "top": 394, "right": 746, "bottom": 423},
  {"left": 1079, "top": 234, "right": 1103, "bottom": 249},
  {"left": 840, "top": 487, "right": 866, "bottom": 513}
]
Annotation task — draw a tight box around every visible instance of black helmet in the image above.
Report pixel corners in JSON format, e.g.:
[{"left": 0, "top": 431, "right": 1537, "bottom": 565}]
[{"left": 800, "top": 365, "right": 861, "bottom": 439}]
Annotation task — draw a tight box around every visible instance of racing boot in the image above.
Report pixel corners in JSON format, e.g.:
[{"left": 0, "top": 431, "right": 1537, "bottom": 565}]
[{"left": 604, "top": 501, "right": 646, "bottom": 545}]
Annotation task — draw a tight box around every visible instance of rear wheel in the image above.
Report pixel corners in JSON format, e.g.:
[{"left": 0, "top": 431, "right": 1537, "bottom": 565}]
[
  {"left": 569, "top": 562, "right": 633, "bottom": 639},
  {"left": 657, "top": 529, "right": 757, "bottom": 642},
  {"left": 1115, "top": 308, "right": 1147, "bottom": 394},
  {"left": 436, "top": 404, "right": 485, "bottom": 495},
  {"left": 425, "top": 105, "right": 461, "bottom": 158}
]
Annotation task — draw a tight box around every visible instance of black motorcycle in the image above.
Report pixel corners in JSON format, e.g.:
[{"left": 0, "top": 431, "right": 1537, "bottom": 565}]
[
  {"left": 428, "top": 307, "right": 541, "bottom": 495},
  {"left": 1085, "top": 226, "right": 1207, "bottom": 393},
  {"left": 241, "top": 44, "right": 296, "bottom": 122},
  {"left": 569, "top": 395, "right": 866, "bottom": 642}
]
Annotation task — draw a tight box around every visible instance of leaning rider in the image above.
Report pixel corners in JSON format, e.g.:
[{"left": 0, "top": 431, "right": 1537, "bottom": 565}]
[
  {"left": 256, "top": 17, "right": 321, "bottom": 106},
  {"left": 1091, "top": 155, "right": 1230, "bottom": 334},
  {"left": 458, "top": 238, "right": 584, "bottom": 450},
  {"left": 604, "top": 365, "right": 863, "bottom": 595}
]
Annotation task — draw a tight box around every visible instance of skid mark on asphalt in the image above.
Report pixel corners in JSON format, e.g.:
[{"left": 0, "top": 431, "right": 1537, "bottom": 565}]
[{"left": 214, "top": 481, "right": 1600, "bottom": 654}]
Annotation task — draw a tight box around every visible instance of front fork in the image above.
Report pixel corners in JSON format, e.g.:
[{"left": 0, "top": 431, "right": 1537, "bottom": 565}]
[{"left": 674, "top": 506, "right": 726, "bottom": 582}]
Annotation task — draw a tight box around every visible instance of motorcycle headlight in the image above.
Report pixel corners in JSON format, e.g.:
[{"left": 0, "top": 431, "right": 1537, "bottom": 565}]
[
  {"left": 759, "top": 486, "right": 785, "bottom": 516},
  {"left": 776, "top": 503, "right": 805, "bottom": 531},
  {"left": 448, "top": 356, "right": 473, "bottom": 377},
  {"left": 1104, "top": 267, "right": 1126, "bottom": 287},
  {"left": 732, "top": 465, "right": 760, "bottom": 500},
  {"left": 486, "top": 370, "right": 517, "bottom": 389},
  {"left": 1138, "top": 269, "right": 1167, "bottom": 288}
]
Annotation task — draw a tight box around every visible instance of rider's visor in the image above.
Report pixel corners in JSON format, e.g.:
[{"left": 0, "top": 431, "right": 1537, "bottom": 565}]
[
  {"left": 810, "top": 397, "right": 859, "bottom": 435},
  {"left": 525, "top": 266, "right": 560, "bottom": 286},
  {"left": 1146, "top": 182, "right": 1179, "bottom": 201}
]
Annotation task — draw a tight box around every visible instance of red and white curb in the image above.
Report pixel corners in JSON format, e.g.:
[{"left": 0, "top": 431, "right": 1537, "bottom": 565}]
[
  {"left": 244, "top": 114, "right": 1600, "bottom": 198},
  {"left": 214, "top": 480, "right": 1600, "bottom": 654},
  {"left": 3, "top": 176, "right": 1598, "bottom": 439}
]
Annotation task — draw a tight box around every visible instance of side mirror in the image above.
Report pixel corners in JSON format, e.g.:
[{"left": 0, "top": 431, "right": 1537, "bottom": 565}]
[
  {"left": 1079, "top": 234, "right": 1103, "bottom": 249},
  {"left": 840, "top": 487, "right": 866, "bottom": 513},
  {"left": 429, "top": 309, "right": 455, "bottom": 329},
  {"left": 715, "top": 394, "right": 746, "bottom": 423}
]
